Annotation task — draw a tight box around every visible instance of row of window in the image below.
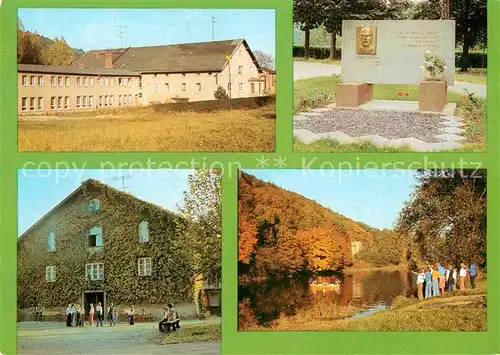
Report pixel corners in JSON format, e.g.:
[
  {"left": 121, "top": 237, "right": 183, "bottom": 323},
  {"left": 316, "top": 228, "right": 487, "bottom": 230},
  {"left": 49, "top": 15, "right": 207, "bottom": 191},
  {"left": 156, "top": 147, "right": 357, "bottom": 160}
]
[
  {"left": 47, "top": 220, "right": 149, "bottom": 252},
  {"left": 45, "top": 258, "right": 152, "bottom": 282},
  {"left": 21, "top": 94, "right": 134, "bottom": 111},
  {"left": 21, "top": 75, "right": 139, "bottom": 88}
]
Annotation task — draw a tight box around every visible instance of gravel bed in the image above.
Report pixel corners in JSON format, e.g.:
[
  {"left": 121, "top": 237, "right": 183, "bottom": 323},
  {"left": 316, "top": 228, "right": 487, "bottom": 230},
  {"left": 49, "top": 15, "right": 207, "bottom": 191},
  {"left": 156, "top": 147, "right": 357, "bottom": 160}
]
[{"left": 294, "top": 109, "right": 445, "bottom": 143}]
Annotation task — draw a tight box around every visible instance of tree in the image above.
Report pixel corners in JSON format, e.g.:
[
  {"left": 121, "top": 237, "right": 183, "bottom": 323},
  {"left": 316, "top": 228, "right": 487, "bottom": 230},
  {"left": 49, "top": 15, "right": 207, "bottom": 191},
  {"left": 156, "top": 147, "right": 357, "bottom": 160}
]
[
  {"left": 451, "top": 0, "right": 487, "bottom": 71},
  {"left": 411, "top": 0, "right": 442, "bottom": 20},
  {"left": 178, "top": 170, "right": 222, "bottom": 285},
  {"left": 396, "top": 170, "right": 486, "bottom": 267},
  {"left": 254, "top": 50, "right": 275, "bottom": 70},
  {"left": 294, "top": 0, "right": 327, "bottom": 59},
  {"left": 213, "top": 86, "right": 229, "bottom": 100},
  {"left": 41, "top": 37, "right": 75, "bottom": 66}
]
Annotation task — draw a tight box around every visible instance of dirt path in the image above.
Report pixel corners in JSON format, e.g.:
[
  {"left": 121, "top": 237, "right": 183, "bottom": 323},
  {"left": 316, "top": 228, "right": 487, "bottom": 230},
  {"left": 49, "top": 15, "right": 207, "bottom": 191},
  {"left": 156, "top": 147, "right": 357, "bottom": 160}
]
[
  {"left": 403, "top": 293, "right": 486, "bottom": 311},
  {"left": 18, "top": 320, "right": 220, "bottom": 355}
]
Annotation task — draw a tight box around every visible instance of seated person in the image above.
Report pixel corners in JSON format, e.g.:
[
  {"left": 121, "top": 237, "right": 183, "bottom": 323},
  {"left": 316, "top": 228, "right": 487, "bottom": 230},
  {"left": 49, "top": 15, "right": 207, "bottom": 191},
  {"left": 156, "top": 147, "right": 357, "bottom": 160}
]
[{"left": 158, "top": 304, "right": 176, "bottom": 332}]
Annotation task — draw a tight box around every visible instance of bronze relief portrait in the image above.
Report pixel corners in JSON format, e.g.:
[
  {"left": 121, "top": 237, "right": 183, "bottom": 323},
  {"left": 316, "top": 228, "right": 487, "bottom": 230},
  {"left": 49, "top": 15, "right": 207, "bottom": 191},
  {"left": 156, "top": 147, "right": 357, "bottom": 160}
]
[{"left": 356, "top": 26, "right": 377, "bottom": 55}]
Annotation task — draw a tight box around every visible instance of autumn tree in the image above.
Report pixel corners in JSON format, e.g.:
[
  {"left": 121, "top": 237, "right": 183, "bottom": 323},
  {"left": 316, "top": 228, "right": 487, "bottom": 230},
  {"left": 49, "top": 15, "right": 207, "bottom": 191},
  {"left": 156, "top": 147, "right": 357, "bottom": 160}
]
[
  {"left": 396, "top": 169, "right": 486, "bottom": 267},
  {"left": 40, "top": 37, "right": 75, "bottom": 66},
  {"left": 254, "top": 50, "right": 275, "bottom": 70},
  {"left": 178, "top": 169, "right": 222, "bottom": 285},
  {"left": 298, "top": 228, "right": 343, "bottom": 271}
]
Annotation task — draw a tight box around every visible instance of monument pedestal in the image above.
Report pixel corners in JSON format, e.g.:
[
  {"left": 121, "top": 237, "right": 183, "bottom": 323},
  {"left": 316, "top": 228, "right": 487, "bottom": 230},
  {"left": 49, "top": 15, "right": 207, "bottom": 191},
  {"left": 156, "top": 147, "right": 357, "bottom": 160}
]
[
  {"left": 419, "top": 81, "right": 448, "bottom": 113},
  {"left": 336, "top": 83, "right": 373, "bottom": 108}
]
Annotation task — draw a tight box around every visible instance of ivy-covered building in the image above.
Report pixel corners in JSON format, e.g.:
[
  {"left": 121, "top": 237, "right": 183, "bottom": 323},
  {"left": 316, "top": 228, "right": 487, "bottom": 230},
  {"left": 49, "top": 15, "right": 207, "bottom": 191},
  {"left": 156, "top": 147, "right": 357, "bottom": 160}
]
[{"left": 18, "top": 179, "right": 217, "bottom": 320}]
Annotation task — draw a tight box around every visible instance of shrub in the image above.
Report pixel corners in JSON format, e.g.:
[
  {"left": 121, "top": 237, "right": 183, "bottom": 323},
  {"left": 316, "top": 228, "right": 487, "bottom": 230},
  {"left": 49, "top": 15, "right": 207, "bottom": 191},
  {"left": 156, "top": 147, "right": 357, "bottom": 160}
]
[
  {"left": 456, "top": 90, "right": 486, "bottom": 145},
  {"left": 213, "top": 86, "right": 229, "bottom": 100},
  {"left": 295, "top": 91, "right": 334, "bottom": 113}
]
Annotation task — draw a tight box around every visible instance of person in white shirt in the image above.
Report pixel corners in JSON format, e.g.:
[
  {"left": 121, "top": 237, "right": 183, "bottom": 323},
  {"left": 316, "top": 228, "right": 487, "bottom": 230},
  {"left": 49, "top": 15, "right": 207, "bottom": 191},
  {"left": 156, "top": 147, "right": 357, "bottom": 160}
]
[
  {"left": 65, "top": 304, "right": 72, "bottom": 327},
  {"left": 70, "top": 304, "right": 76, "bottom": 326},
  {"left": 411, "top": 268, "right": 426, "bottom": 300},
  {"left": 459, "top": 264, "right": 467, "bottom": 290},
  {"left": 89, "top": 303, "right": 95, "bottom": 326},
  {"left": 95, "top": 302, "right": 103, "bottom": 327}
]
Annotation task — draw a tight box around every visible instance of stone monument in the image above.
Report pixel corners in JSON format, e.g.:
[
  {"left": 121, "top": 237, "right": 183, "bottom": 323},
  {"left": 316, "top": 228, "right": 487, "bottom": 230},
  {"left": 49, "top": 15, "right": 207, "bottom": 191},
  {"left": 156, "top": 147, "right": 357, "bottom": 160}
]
[{"left": 337, "top": 20, "right": 455, "bottom": 112}]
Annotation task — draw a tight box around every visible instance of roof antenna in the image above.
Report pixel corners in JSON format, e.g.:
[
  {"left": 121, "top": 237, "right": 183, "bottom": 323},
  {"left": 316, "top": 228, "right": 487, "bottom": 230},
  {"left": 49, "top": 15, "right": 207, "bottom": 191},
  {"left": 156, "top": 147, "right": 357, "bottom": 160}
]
[
  {"left": 211, "top": 16, "right": 218, "bottom": 41},
  {"left": 111, "top": 175, "right": 133, "bottom": 192},
  {"left": 116, "top": 24, "right": 128, "bottom": 48}
]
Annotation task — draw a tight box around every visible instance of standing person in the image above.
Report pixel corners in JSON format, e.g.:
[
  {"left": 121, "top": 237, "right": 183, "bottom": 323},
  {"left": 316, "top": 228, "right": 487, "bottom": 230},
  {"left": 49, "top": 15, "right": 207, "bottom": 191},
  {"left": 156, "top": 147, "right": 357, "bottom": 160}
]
[
  {"left": 469, "top": 263, "right": 477, "bottom": 289},
  {"left": 107, "top": 303, "right": 115, "bottom": 326},
  {"left": 428, "top": 263, "right": 440, "bottom": 297},
  {"left": 459, "top": 264, "right": 468, "bottom": 291},
  {"left": 452, "top": 266, "right": 458, "bottom": 291},
  {"left": 65, "top": 304, "right": 72, "bottom": 327},
  {"left": 437, "top": 263, "right": 446, "bottom": 294},
  {"left": 95, "top": 302, "right": 103, "bottom": 327},
  {"left": 89, "top": 303, "right": 95, "bottom": 327},
  {"left": 128, "top": 305, "right": 135, "bottom": 325},
  {"left": 70, "top": 304, "right": 76, "bottom": 326},
  {"left": 447, "top": 265, "right": 455, "bottom": 292},
  {"left": 411, "top": 268, "right": 425, "bottom": 301},
  {"left": 424, "top": 267, "right": 432, "bottom": 299},
  {"left": 75, "top": 304, "right": 82, "bottom": 328}
]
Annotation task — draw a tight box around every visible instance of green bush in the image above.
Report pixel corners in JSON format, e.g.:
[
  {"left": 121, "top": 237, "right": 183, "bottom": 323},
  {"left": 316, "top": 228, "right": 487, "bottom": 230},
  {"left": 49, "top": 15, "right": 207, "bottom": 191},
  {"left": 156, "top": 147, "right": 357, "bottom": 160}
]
[
  {"left": 295, "top": 90, "right": 334, "bottom": 112},
  {"left": 456, "top": 90, "right": 486, "bottom": 146}
]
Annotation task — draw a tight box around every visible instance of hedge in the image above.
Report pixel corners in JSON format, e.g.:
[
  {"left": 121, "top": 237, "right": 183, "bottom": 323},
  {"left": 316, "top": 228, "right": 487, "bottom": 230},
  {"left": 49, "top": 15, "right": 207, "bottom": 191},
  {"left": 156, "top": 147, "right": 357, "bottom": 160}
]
[
  {"left": 293, "top": 45, "right": 487, "bottom": 68},
  {"left": 152, "top": 95, "right": 276, "bottom": 113}
]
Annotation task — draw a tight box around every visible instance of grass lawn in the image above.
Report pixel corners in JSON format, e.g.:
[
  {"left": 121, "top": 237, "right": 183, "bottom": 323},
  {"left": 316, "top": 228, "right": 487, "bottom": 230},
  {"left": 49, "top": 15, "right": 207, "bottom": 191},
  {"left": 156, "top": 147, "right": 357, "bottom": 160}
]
[
  {"left": 18, "top": 105, "right": 276, "bottom": 152},
  {"left": 294, "top": 57, "right": 341, "bottom": 65},
  {"left": 455, "top": 68, "right": 487, "bottom": 85},
  {"left": 161, "top": 321, "right": 220, "bottom": 345}
]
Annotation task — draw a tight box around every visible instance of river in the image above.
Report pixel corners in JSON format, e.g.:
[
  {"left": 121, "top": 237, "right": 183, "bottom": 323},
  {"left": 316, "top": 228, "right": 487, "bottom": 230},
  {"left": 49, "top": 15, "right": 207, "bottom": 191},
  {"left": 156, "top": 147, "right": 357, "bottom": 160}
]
[{"left": 238, "top": 269, "right": 417, "bottom": 328}]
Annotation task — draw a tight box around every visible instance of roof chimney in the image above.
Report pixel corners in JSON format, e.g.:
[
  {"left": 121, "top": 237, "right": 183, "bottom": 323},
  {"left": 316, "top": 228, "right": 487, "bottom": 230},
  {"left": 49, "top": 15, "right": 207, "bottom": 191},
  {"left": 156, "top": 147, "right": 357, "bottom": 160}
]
[{"left": 103, "top": 52, "right": 114, "bottom": 69}]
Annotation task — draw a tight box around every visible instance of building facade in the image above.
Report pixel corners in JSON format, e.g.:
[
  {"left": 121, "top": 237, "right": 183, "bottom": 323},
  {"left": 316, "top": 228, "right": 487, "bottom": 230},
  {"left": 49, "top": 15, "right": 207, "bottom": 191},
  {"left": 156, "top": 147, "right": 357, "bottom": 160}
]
[
  {"left": 18, "top": 39, "right": 274, "bottom": 115},
  {"left": 17, "top": 179, "right": 218, "bottom": 320}
]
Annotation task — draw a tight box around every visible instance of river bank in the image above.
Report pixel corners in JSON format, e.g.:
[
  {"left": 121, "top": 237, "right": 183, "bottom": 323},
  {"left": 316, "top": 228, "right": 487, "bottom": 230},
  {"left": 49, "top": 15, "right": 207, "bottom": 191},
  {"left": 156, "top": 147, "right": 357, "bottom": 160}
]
[{"left": 243, "top": 280, "right": 486, "bottom": 331}]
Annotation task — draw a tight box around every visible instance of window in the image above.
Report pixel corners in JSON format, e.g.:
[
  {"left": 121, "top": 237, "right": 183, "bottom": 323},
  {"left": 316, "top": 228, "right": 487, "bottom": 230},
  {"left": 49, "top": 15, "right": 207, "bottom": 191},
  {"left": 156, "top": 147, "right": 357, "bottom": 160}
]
[
  {"left": 64, "top": 96, "right": 69, "bottom": 109},
  {"left": 238, "top": 66, "right": 243, "bottom": 75},
  {"left": 51, "top": 76, "right": 56, "bottom": 87},
  {"left": 38, "top": 97, "right": 43, "bottom": 111},
  {"left": 86, "top": 263, "right": 104, "bottom": 281},
  {"left": 99, "top": 96, "right": 103, "bottom": 107},
  {"left": 83, "top": 96, "right": 88, "bottom": 108},
  {"left": 105, "top": 95, "right": 109, "bottom": 107},
  {"left": 100, "top": 78, "right": 104, "bottom": 87},
  {"left": 196, "top": 83, "right": 201, "bottom": 91},
  {"left": 88, "top": 226, "right": 103, "bottom": 247},
  {"left": 29, "top": 97, "right": 35, "bottom": 111},
  {"left": 22, "top": 75, "right": 28, "bottom": 86},
  {"left": 110, "top": 78, "right": 114, "bottom": 87},
  {"left": 105, "top": 78, "right": 109, "bottom": 87},
  {"left": 118, "top": 78, "right": 123, "bottom": 86},
  {"left": 57, "top": 96, "right": 62, "bottom": 110},
  {"left": 45, "top": 266, "right": 56, "bottom": 282},
  {"left": 181, "top": 83, "right": 186, "bottom": 91},
  {"left": 38, "top": 76, "right": 44, "bottom": 86},
  {"left": 89, "top": 96, "right": 93, "bottom": 108},
  {"left": 50, "top": 97, "right": 56, "bottom": 110},
  {"left": 165, "top": 83, "right": 169, "bottom": 92},
  {"left": 139, "top": 221, "right": 149, "bottom": 243},
  {"left": 153, "top": 83, "right": 158, "bottom": 92},
  {"left": 251, "top": 83, "right": 255, "bottom": 94},
  {"left": 65, "top": 76, "right": 70, "bottom": 87},
  {"left": 48, "top": 232, "right": 56, "bottom": 252},
  {"left": 30, "top": 75, "right": 36, "bottom": 86},
  {"left": 77, "top": 77, "right": 82, "bottom": 86},
  {"left": 135, "top": 78, "right": 140, "bottom": 87},
  {"left": 58, "top": 76, "right": 63, "bottom": 87},
  {"left": 110, "top": 95, "right": 114, "bottom": 106},
  {"left": 239, "top": 83, "right": 243, "bottom": 91},
  {"left": 227, "top": 82, "right": 231, "bottom": 91},
  {"left": 90, "top": 78, "right": 94, "bottom": 87},
  {"left": 128, "top": 95, "right": 132, "bottom": 105},
  {"left": 215, "top": 74, "right": 218, "bottom": 85},
  {"left": 118, "top": 95, "right": 122, "bottom": 106},
  {"left": 128, "top": 78, "right": 132, "bottom": 86},
  {"left": 84, "top": 77, "right": 89, "bottom": 86},
  {"left": 21, "top": 97, "right": 28, "bottom": 111},
  {"left": 138, "top": 258, "right": 152, "bottom": 277},
  {"left": 76, "top": 96, "right": 81, "bottom": 108},
  {"left": 88, "top": 199, "right": 100, "bottom": 211}
]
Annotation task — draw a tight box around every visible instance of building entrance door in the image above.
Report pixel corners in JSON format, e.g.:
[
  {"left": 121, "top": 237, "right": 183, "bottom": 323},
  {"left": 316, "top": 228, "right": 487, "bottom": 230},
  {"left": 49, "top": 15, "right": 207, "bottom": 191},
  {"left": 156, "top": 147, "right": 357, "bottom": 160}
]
[{"left": 83, "top": 291, "right": 105, "bottom": 317}]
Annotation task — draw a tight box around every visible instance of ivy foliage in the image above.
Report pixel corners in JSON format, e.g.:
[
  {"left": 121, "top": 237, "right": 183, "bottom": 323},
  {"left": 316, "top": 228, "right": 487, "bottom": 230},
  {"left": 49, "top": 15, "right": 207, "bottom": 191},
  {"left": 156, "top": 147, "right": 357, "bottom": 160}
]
[{"left": 18, "top": 179, "right": 196, "bottom": 308}]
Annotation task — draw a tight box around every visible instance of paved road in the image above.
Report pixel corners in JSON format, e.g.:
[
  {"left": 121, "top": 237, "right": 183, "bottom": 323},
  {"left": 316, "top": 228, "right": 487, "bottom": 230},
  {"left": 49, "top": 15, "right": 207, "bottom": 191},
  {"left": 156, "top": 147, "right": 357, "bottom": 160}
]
[
  {"left": 293, "top": 61, "right": 486, "bottom": 98},
  {"left": 18, "top": 321, "right": 220, "bottom": 355}
]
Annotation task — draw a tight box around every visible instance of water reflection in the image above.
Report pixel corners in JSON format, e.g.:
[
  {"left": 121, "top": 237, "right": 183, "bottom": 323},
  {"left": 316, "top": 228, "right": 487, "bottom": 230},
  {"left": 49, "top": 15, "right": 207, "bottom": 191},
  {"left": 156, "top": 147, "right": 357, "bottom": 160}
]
[{"left": 238, "top": 269, "right": 416, "bottom": 328}]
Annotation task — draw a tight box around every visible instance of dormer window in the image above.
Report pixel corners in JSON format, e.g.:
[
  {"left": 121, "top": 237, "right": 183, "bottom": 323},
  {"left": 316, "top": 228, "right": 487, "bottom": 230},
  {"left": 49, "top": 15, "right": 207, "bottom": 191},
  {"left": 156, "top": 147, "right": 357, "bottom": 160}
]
[{"left": 88, "top": 199, "right": 100, "bottom": 212}]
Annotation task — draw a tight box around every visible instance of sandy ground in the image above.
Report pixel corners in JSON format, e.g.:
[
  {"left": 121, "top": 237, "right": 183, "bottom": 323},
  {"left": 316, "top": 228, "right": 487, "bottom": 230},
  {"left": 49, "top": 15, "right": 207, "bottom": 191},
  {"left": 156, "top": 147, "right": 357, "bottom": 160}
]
[{"left": 18, "top": 320, "right": 220, "bottom": 355}]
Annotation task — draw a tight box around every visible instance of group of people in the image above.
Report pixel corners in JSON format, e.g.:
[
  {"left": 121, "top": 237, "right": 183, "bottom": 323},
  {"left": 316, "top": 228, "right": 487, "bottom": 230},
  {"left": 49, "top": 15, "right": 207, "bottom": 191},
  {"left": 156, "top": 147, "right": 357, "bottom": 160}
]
[
  {"left": 412, "top": 262, "right": 478, "bottom": 300},
  {"left": 65, "top": 302, "right": 115, "bottom": 327},
  {"left": 158, "top": 303, "right": 181, "bottom": 333}
]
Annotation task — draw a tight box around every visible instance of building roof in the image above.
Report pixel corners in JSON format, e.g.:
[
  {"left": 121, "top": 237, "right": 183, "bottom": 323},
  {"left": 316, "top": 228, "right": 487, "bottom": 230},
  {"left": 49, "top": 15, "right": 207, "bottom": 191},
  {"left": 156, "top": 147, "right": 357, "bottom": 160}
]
[
  {"left": 18, "top": 64, "right": 140, "bottom": 76},
  {"left": 18, "top": 179, "right": 175, "bottom": 240},
  {"left": 261, "top": 67, "right": 276, "bottom": 74},
  {"left": 70, "top": 39, "right": 262, "bottom": 74}
]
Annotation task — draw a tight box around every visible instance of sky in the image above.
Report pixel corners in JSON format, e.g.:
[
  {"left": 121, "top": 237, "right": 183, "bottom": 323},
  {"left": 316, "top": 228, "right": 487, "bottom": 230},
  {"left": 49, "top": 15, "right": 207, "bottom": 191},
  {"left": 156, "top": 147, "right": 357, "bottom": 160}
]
[
  {"left": 18, "top": 9, "right": 276, "bottom": 57},
  {"left": 18, "top": 169, "right": 192, "bottom": 236},
  {"left": 244, "top": 169, "right": 418, "bottom": 230}
]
